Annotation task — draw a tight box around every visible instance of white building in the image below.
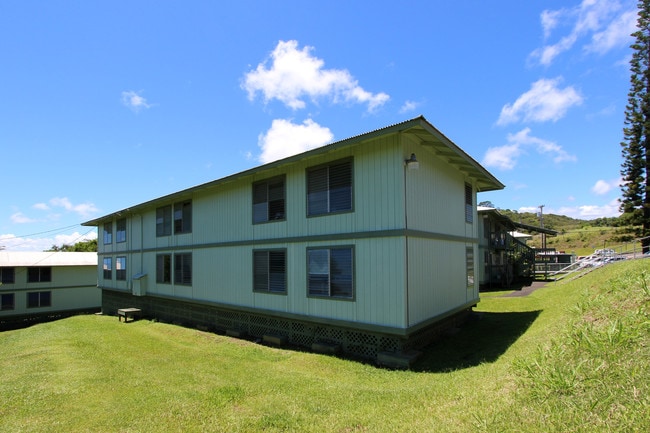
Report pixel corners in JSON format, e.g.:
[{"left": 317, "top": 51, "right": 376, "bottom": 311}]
[{"left": 0, "top": 251, "right": 100, "bottom": 328}]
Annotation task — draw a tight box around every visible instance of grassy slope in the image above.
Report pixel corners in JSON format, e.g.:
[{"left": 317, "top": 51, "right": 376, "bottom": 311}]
[{"left": 1, "top": 260, "right": 649, "bottom": 432}]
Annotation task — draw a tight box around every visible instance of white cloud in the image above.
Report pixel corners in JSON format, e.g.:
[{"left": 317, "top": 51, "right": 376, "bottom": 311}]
[
  {"left": 399, "top": 100, "right": 420, "bottom": 114},
  {"left": 49, "top": 197, "right": 99, "bottom": 218},
  {"left": 531, "top": 0, "right": 636, "bottom": 66},
  {"left": 554, "top": 199, "right": 621, "bottom": 219},
  {"left": 518, "top": 200, "right": 621, "bottom": 219},
  {"left": 33, "top": 203, "right": 50, "bottom": 211},
  {"left": 258, "top": 118, "right": 334, "bottom": 164},
  {"left": 242, "top": 40, "right": 389, "bottom": 113},
  {"left": 10, "top": 212, "right": 37, "bottom": 224},
  {"left": 497, "top": 78, "right": 583, "bottom": 125},
  {"left": 518, "top": 206, "right": 540, "bottom": 214},
  {"left": 121, "top": 90, "right": 152, "bottom": 112},
  {"left": 591, "top": 178, "right": 621, "bottom": 195},
  {"left": 483, "top": 128, "right": 576, "bottom": 170},
  {"left": 586, "top": 10, "right": 637, "bottom": 54},
  {"left": 483, "top": 143, "right": 522, "bottom": 171}
]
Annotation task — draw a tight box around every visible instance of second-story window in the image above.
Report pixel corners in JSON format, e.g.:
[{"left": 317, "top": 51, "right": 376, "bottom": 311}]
[
  {"left": 465, "top": 183, "right": 473, "bottom": 223},
  {"left": 174, "top": 201, "right": 192, "bottom": 234},
  {"left": 253, "top": 177, "right": 286, "bottom": 223},
  {"left": 116, "top": 218, "right": 127, "bottom": 243},
  {"left": 103, "top": 222, "right": 112, "bottom": 245},
  {"left": 0, "top": 267, "right": 15, "bottom": 284},
  {"left": 307, "top": 159, "right": 353, "bottom": 216},
  {"left": 27, "top": 267, "right": 51, "bottom": 283},
  {"left": 156, "top": 205, "right": 172, "bottom": 237}
]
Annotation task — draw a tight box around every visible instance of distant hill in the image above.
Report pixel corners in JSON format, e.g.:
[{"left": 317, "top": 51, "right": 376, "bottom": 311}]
[
  {"left": 491, "top": 210, "right": 635, "bottom": 256},
  {"left": 496, "top": 209, "right": 619, "bottom": 233}
]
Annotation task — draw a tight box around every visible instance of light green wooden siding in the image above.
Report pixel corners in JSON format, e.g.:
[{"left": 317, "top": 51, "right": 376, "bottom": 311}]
[
  {"left": 401, "top": 136, "right": 481, "bottom": 327},
  {"left": 127, "top": 237, "right": 407, "bottom": 328},
  {"left": 96, "top": 135, "right": 410, "bottom": 328},
  {"left": 406, "top": 239, "right": 478, "bottom": 326}
]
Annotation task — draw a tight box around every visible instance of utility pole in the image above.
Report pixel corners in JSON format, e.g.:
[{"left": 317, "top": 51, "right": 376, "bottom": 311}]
[{"left": 539, "top": 204, "right": 546, "bottom": 280}]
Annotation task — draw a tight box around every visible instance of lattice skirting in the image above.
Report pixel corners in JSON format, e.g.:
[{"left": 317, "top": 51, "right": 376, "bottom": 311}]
[{"left": 102, "top": 290, "right": 469, "bottom": 362}]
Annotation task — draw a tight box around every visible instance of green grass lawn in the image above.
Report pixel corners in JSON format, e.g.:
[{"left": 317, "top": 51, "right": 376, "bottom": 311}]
[{"left": 1, "top": 260, "right": 649, "bottom": 432}]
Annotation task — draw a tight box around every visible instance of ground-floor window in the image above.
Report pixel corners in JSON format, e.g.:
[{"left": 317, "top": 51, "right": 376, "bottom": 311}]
[
  {"left": 103, "top": 258, "right": 112, "bottom": 280},
  {"left": 466, "top": 246, "right": 475, "bottom": 289},
  {"left": 116, "top": 256, "right": 127, "bottom": 281},
  {"left": 253, "top": 249, "right": 287, "bottom": 294},
  {"left": 156, "top": 254, "right": 171, "bottom": 284},
  {"left": 27, "top": 291, "right": 51, "bottom": 308},
  {"left": 1, "top": 293, "right": 14, "bottom": 310},
  {"left": 174, "top": 253, "right": 192, "bottom": 286},
  {"left": 308, "top": 246, "right": 354, "bottom": 299}
]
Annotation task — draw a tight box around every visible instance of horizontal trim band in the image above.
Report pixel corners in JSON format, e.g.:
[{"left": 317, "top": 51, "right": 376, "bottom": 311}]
[
  {"left": 0, "top": 284, "right": 98, "bottom": 292},
  {"left": 99, "top": 228, "right": 477, "bottom": 257}
]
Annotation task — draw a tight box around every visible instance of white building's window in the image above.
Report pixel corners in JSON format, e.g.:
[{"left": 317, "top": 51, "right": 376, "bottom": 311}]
[
  {"left": 27, "top": 291, "right": 51, "bottom": 308},
  {"left": 1, "top": 293, "right": 15, "bottom": 310},
  {"left": 27, "top": 267, "right": 51, "bottom": 283}
]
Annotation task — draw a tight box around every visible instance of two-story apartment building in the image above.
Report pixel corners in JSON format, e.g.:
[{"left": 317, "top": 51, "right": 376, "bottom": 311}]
[
  {"left": 82, "top": 116, "right": 504, "bottom": 361},
  {"left": 0, "top": 251, "right": 100, "bottom": 329}
]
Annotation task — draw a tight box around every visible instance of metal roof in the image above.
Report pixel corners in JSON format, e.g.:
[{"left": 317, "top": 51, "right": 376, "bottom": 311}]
[
  {"left": 478, "top": 207, "right": 558, "bottom": 236},
  {"left": 0, "top": 251, "right": 97, "bottom": 267},
  {"left": 84, "top": 116, "right": 504, "bottom": 227}
]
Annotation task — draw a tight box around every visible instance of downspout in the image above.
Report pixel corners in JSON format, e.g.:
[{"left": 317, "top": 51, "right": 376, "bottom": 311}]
[{"left": 404, "top": 156, "right": 409, "bottom": 328}]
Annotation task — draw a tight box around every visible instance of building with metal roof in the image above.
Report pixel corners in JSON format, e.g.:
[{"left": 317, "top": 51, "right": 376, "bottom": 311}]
[
  {"left": 83, "top": 116, "right": 503, "bottom": 365},
  {"left": 0, "top": 252, "right": 100, "bottom": 328}
]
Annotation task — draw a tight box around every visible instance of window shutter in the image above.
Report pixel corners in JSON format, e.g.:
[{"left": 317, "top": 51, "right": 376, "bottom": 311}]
[
  {"left": 329, "top": 161, "right": 352, "bottom": 212},
  {"left": 253, "top": 251, "right": 269, "bottom": 291},
  {"left": 330, "top": 248, "right": 353, "bottom": 298},
  {"left": 307, "top": 167, "right": 329, "bottom": 215},
  {"left": 252, "top": 183, "right": 269, "bottom": 223},
  {"left": 308, "top": 249, "right": 330, "bottom": 295},
  {"left": 268, "top": 250, "right": 286, "bottom": 292},
  {"left": 465, "top": 183, "right": 473, "bottom": 223},
  {"left": 267, "top": 180, "right": 285, "bottom": 220}
]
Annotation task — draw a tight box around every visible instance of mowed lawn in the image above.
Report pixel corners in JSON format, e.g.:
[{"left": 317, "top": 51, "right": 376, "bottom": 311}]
[{"left": 1, "top": 260, "right": 649, "bottom": 432}]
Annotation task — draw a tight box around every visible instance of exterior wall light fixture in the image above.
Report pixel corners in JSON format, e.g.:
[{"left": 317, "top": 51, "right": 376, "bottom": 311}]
[{"left": 405, "top": 153, "right": 419, "bottom": 169}]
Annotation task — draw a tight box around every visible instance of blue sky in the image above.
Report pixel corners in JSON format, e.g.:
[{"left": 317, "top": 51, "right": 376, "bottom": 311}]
[{"left": 0, "top": 0, "right": 637, "bottom": 251}]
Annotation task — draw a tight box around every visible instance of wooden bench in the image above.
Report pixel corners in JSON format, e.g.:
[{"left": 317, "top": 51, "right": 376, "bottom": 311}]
[{"left": 117, "top": 308, "right": 142, "bottom": 322}]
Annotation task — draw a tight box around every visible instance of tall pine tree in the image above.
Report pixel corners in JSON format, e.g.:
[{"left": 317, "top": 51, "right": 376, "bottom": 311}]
[{"left": 621, "top": 0, "right": 650, "bottom": 253}]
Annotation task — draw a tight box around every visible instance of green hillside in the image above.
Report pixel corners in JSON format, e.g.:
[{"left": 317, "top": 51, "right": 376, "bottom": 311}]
[{"left": 1, "top": 260, "right": 648, "bottom": 432}]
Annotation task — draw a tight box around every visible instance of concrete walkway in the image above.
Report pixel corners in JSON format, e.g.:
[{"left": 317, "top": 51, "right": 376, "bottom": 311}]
[{"left": 503, "top": 280, "right": 550, "bottom": 297}]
